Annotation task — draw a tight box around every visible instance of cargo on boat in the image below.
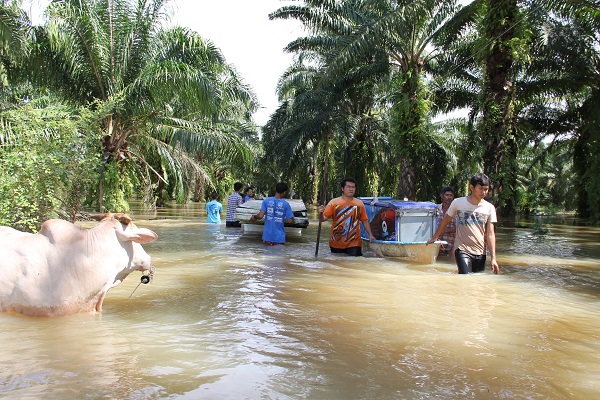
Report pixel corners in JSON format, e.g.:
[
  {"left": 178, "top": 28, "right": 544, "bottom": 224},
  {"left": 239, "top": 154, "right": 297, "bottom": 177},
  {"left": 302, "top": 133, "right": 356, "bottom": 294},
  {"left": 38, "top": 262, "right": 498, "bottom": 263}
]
[
  {"left": 234, "top": 199, "right": 309, "bottom": 237},
  {"left": 359, "top": 197, "right": 444, "bottom": 264}
]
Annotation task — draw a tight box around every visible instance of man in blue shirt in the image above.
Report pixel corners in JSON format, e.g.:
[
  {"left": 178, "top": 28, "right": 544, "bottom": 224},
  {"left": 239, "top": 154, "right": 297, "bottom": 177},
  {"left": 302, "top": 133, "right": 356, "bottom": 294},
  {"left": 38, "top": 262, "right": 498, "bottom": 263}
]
[
  {"left": 205, "top": 192, "right": 223, "bottom": 224},
  {"left": 250, "top": 182, "right": 294, "bottom": 245}
]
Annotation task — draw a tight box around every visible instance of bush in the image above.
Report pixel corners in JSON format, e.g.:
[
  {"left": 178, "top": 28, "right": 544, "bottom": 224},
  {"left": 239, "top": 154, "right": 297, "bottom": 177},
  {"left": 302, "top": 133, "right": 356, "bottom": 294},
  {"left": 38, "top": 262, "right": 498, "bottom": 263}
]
[{"left": 0, "top": 104, "right": 100, "bottom": 231}]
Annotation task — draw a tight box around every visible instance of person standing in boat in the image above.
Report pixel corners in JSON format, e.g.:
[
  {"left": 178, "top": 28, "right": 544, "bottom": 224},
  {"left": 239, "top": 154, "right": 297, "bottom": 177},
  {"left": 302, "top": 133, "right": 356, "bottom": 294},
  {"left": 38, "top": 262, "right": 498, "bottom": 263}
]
[
  {"left": 436, "top": 186, "right": 457, "bottom": 257},
  {"left": 427, "top": 173, "right": 499, "bottom": 274},
  {"left": 206, "top": 192, "right": 223, "bottom": 224},
  {"left": 250, "top": 182, "right": 294, "bottom": 245},
  {"left": 318, "top": 177, "right": 376, "bottom": 256},
  {"left": 226, "top": 182, "right": 244, "bottom": 227}
]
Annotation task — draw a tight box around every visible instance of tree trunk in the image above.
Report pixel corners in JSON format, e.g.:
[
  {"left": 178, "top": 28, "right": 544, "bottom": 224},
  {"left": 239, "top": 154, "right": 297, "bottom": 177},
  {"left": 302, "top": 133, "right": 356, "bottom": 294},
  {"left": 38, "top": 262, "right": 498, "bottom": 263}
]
[
  {"left": 393, "top": 74, "right": 422, "bottom": 201},
  {"left": 481, "top": 0, "right": 519, "bottom": 216},
  {"left": 573, "top": 126, "right": 590, "bottom": 219},
  {"left": 309, "top": 147, "right": 319, "bottom": 205},
  {"left": 396, "top": 155, "right": 416, "bottom": 200},
  {"left": 193, "top": 176, "right": 205, "bottom": 202},
  {"left": 98, "top": 152, "right": 111, "bottom": 212}
]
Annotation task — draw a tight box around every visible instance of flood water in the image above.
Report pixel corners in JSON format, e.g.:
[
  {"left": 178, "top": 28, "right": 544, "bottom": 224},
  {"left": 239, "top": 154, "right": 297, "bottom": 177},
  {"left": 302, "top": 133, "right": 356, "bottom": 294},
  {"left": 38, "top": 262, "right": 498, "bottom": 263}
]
[{"left": 1, "top": 203, "right": 599, "bottom": 399}]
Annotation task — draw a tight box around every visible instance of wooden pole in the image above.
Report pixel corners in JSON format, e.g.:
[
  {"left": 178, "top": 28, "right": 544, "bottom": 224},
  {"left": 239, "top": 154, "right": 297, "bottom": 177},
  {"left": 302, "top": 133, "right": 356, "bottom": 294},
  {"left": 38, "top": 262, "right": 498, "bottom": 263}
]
[{"left": 315, "top": 136, "right": 330, "bottom": 257}]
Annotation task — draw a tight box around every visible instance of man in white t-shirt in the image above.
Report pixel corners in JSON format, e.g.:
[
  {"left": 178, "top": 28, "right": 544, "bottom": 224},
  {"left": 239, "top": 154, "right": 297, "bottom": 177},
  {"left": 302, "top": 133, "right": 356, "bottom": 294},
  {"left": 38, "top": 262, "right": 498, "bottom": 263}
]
[{"left": 428, "top": 173, "right": 500, "bottom": 274}]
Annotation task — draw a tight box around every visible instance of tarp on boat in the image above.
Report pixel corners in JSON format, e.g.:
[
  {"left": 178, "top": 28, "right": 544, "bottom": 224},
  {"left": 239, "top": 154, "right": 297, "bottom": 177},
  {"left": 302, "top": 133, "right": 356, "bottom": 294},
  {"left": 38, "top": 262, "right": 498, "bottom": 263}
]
[{"left": 358, "top": 198, "right": 436, "bottom": 243}]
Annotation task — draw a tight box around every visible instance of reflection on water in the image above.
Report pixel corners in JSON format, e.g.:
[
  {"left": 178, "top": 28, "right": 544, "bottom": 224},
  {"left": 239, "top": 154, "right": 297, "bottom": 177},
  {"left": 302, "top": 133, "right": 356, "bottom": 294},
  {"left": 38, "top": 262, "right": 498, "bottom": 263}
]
[{"left": 1, "top": 204, "right": 599, "bottom": 399}]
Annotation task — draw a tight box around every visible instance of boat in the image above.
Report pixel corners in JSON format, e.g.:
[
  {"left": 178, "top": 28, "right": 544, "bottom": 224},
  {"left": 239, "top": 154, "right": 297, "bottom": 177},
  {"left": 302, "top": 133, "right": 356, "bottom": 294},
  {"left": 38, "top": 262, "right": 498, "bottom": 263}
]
[
  {"left": 234, "top": 199, "right": 309, "bottom": 237},
  {"left": 359, "top": 197, "right": 445, "bottom": 264}
]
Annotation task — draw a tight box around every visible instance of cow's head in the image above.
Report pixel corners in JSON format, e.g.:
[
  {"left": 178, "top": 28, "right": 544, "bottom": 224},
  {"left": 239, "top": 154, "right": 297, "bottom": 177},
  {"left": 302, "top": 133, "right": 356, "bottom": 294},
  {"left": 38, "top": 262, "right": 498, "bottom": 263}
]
[{"left": 90, "top": 213, "right": 158, "bottom": 272}]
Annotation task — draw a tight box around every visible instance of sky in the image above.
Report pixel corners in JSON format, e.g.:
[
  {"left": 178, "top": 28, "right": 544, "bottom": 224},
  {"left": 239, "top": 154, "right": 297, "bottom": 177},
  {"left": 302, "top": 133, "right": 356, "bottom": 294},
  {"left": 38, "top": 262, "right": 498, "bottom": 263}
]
[
  {"left": 22, "top": 0, "right": 304, "bottom": 126},
  {"left": 167, "top": 1, "right": 303, "bottom": 126}
]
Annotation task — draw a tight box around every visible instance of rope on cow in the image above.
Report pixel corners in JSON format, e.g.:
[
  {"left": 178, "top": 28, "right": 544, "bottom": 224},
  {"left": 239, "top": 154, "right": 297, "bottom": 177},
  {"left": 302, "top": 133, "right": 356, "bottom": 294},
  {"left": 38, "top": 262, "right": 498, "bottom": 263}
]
[{"left": 128, "top": 266, "right": 156, "bottom": 299}]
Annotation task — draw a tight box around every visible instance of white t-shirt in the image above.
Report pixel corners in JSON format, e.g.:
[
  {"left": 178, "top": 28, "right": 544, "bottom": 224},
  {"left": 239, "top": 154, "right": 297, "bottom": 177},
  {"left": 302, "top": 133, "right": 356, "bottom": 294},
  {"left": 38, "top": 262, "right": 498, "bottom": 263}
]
[{"left": 447, "top": 196, "right": 497, "bottom": 255}]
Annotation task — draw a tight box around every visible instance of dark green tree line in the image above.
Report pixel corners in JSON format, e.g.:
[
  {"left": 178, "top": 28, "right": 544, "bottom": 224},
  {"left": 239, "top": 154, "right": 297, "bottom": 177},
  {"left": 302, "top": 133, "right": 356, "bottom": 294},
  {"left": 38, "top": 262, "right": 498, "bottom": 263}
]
[{"left": 1, "top": 0, "right": 260, "bottom": 228}]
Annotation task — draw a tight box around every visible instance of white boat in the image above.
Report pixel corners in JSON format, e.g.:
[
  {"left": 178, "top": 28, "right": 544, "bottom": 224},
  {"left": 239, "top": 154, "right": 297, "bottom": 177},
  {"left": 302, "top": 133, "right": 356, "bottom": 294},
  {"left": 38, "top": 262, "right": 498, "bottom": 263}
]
[
  {"left": 234, "top": 199, "right": 309, "bottom": 237},
  {"left": 359, "top": 197, "right": 445, "bottom": 264}
]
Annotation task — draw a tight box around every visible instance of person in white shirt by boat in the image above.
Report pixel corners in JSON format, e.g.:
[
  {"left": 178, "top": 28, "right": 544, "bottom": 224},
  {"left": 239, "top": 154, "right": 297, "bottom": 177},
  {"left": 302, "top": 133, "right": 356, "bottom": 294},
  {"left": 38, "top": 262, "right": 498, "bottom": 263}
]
[{"left": 428, "top": 173, "right": 500, "bottom": 274}]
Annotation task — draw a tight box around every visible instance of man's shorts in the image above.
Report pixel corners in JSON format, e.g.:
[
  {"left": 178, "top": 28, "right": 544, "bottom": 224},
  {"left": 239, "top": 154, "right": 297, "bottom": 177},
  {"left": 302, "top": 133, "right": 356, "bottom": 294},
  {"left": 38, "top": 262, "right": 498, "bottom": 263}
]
[
  {"left": 455, "top": 249, "right": 486, "bottom": 274},
  {"left": 263, "top": 241, "right": 283, "bottom": 246},
  {"left": 330, "top": 246, "right": 362, "bottom": 257},
  {"left": 226, "top": 221, "right": 241, "bottom": 227}
]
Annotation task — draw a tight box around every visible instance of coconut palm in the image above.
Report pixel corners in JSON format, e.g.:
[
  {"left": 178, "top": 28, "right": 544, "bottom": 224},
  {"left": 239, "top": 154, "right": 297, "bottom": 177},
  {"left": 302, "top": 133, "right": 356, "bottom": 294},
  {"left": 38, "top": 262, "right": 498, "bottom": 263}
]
[
  {"left": 271, "top": 0, "right": 460, "bottom": 201},
  {"left": 550, "top": 1, "right": 600, "bottom": 221},
  {"left": 28, "top": 0, "right": 258, "bottom": 210},
  {"left": 531, "top": 13, "right": 600, "bottom": 220},
  {"left": 267, "top": 1, "right": 394, "bottom": 200},
  {"left": 0, "top": 1, "right": 30, "bottom": 89},
  {"left": 431, "top": 0, "right": 600, "bottom": 218}
]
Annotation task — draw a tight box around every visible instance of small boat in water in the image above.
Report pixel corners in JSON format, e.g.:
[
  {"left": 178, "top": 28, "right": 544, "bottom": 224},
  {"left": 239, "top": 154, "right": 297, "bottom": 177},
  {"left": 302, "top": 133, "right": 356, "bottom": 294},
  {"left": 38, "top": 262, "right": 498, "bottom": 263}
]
[
  {"left": 234, "top": 199, "right": 309, "bottom": 237},
  {"left": 365, "top": 240, "right": 443, "bottom": 264},
  {"left": 359, "top": 197, "right": 445, "bottom": 264}
]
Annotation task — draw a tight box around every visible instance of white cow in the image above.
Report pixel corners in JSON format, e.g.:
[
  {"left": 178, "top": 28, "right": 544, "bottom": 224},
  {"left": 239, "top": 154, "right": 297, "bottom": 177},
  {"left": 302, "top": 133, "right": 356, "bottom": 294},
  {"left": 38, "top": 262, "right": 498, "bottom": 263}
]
[{"left": 0, "top": 213, "right": 158, "bottom": 317}]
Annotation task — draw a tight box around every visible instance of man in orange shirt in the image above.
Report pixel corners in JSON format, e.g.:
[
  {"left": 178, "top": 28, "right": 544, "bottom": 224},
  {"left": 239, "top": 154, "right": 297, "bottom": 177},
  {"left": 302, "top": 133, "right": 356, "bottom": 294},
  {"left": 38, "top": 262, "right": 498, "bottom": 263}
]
[{"left": 318, "top": 177, "right": 376, "bottom": 256}]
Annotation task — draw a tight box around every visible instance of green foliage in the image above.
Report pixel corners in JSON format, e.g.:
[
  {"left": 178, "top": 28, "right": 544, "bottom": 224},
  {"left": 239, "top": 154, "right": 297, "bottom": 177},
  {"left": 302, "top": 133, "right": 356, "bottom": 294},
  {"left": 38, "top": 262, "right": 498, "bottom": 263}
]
[
  {"left": 388, "top": 71, "right": 450, "bottom": 201},
  {"left": 29, "top": 0, "right": 259, "bottom": 211},
  {"left": 1, "top": 0, "right": 595, "bottom": 223},
  {"left": 513, "top": 140, "right": 576, "bottom": 214},
  {"left": 574, "top": 92, "right": 600, "bottom": 222},
  {"left": 0, "top": 148, "right": 55, "bottom": 231},
  {"left": 0, "top": 102, "right": 100, "bottom": 230},
  {"left": 0, "top": 2, "right": 31, "bottom": 87},
  {"left": 269, "top": 0, "right": 463, "bottom": 202},
  {"left": 101, "top": 161, "right": 136, "bottom": 212}
]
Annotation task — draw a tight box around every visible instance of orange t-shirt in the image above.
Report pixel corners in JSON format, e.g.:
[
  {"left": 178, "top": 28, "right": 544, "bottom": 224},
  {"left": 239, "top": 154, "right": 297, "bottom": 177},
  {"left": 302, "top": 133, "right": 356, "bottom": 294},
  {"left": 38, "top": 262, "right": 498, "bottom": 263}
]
[{"left": 323, "top": 197, "right": 369, "bottom": 249}]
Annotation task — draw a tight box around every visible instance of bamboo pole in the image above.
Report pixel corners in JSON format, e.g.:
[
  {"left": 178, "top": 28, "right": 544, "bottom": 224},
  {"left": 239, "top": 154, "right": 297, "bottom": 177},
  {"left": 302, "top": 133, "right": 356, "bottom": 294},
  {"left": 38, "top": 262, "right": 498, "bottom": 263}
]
[{"left": 315, "top": 135, "right": 330, "bottom": 257}]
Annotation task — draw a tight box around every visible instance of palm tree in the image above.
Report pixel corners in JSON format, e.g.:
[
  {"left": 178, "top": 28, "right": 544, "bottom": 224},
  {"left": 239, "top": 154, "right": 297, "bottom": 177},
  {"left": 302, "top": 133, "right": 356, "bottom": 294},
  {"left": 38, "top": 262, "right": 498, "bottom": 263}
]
[
  {"left": 435, "top": 0, "right": 527, "bottom": 214},
  {"left": 268, "top": 2, "right": 394, "bottom": 200},
  {"left": 271, "top": 0, "right": 460, "bottom": 201},
  {"left": 550, "top": 1, "right": 600, "bottom": 221},
  {"left": 0, "top": 1, "right": 30, "bottom": 89},
  {"left": 431, "top": 0, "right": 556, "bottom": 215},
  {"left": 531, "top": 11, "right": 600, "bottom": 220},
  {"left": 476, "top": 0, "right": 530, "bottom": 216},
  {"left": 431, "top": 0, "right": 600, "bottom": 218},
  {"left": 28, "top": 0, "right": 258, "bottom": 211}
]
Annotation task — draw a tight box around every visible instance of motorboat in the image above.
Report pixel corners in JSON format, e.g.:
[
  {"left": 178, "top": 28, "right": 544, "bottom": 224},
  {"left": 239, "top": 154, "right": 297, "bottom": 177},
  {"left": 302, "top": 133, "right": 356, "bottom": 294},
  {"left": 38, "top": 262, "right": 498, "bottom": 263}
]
[
  {"left": 359, "top": 197, "right": 445, "bottom": 264},
  {"left": 235, "top": 198, "right": 309, "bottom": 237}
]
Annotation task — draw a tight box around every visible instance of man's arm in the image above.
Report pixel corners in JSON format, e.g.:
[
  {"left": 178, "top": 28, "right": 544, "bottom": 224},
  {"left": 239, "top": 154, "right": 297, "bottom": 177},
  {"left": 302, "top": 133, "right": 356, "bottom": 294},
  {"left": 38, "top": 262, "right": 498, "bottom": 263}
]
[
  {"left": 318, "top": 204, "right": 329, "bottom": 222},
  {"left": 285, "top": 204, "right": 294, "bottom": 224},
  {"left": 486, "top": 222, "right": 499, "bottom": 274},
  {"left": 427, "top": 214, "right": 453, "bottom": 244},
  {"left": 251, "top": 200, "right": 266, "bottom": 221},
  {"left": 250, "top": 210, "right": 265, "bottom": 221}
]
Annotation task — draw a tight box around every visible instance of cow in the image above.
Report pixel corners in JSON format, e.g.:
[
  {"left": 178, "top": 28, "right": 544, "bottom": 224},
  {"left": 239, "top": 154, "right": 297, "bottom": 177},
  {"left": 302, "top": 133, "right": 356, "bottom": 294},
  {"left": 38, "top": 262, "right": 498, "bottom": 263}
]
[{"left": 0, "top": 213, "right": 158, "bottom": 317}]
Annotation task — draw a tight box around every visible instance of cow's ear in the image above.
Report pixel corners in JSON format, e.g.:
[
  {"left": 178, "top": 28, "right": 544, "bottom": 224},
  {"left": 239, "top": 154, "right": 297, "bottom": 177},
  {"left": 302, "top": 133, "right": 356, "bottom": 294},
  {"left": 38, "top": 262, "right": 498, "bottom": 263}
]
[
  {"left": 132, "top": 228, "right": 158, "bottom": 244},
  {"left": 115, "top": 227, "right": 158, "bottom": 244}
]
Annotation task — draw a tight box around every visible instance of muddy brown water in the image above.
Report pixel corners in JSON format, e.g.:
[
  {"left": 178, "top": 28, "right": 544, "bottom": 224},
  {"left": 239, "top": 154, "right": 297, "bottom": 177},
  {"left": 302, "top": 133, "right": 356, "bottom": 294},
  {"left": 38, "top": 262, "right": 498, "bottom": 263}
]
[{"left": 1, "top": 203, "right": 599, "bottom": 399}]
